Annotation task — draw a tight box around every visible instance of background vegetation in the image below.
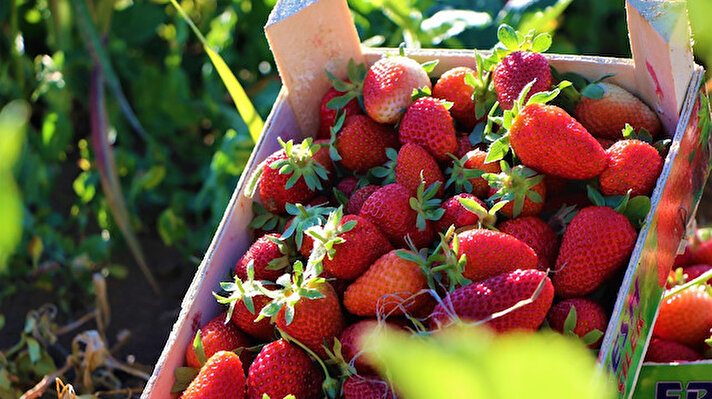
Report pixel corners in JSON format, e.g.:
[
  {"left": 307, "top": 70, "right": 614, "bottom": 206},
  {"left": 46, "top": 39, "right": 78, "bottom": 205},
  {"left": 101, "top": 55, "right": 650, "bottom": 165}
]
[{"left": 0, "top": 0, "right": 708, "bottom": 397}]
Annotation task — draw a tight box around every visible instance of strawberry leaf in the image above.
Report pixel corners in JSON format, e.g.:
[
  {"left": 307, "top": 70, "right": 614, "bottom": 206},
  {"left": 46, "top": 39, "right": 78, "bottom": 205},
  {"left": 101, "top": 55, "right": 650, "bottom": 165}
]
[
  {"left": 531, "top": 33, "right": 552, "bottom": 53},
  {"left": 563, "top": 306, "right": 577, "bottom": 336},
  {"left": 622, "top": 195, "right": 651, "bottom": 228},
  {"left": 421, "top": 60, "right": 439, "bottom": 74},
  {"left": 485, "top": 136, "right": 510, "bottom": 163},
  {"left": 171, "top": 367, "right": 200, "bottom": 393},
  {"left": 497, "top": 25, "right": 520, "bottom": 51},
  {"left": 581, "top": 329, "right": 604, "bottom": 346},
  {"left": 193, "top": 330, "right": 207, "bottom": 367},
  {"left": 580, "top": 83, "right": 605, "bottom": 99}
]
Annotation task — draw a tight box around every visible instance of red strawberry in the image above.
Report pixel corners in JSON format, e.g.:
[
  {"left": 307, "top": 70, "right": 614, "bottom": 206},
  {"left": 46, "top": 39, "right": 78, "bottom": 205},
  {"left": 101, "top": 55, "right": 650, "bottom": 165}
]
[
  {"left": 317, "top": 86, "right": 362, "bottom": 140},
  {"left": 493, "top": 51, "right": 552, "bottom": 110},
  {"left": 359, "top": 183, "right": 436, "bottom": 248},
  {"left": 436, "top": 193, "right": 486, "bottom": 232},
  {"left": 235, "top": 234, "right": 290, "bottom": 282},
  {"left": 645, "top": 338, "right": 703, "bottom": 362},
  {"left": 673, "top": 245, "right": 694, "bottom": 269},
  {"left": 553, "top": 206, "right": 637, "bottom": 297},
  {"left": 596, "top": 138, "right": 617, "bottom": 149},
  {"left": 247, "top": 339, "right": 323, "bottom": 399},
  {"left": 691, "top": 235, "right": 712, "bottom": 265},
  {"left": 186, "top": 314, "right": 253, "bottom": 370},
  {"left": 682, "top": 264, "right": 712, "bottom": 284},
  {"left": 229, "top": 294, "right": 275, "bottom": 342},
  {"left": 346, "top": 184, "right": 379, "bottom": 215},
  {"left": 541, "top": 192, "right": 591, "bottom": 215},
  {"left": 573, "top": 82, "right": 661, "bottom": 139},
  {"left": 546, "top": 298, "right": 608, "bottom": 348},
  {"left": 395, "top": 143, "right": 444, "bottom": 196},
  {"left": 181, "top": 351, "right": 245, "bottom": 399},
  {"left": 399, "top": 97, "right": 458, "bottom": 161},
  {"left": 454, "top": 229, "right": 538, "bottom": 282},
  {"left": 274, "top": 280, "right": 345, "bottom": 359},
  {"left": 446, "top": 148, "right": 502, "bottom": 198},
  {"left": 256, "top": 138, "right": 332, "bottom": 214},
  {"left": 453, "top": 135, "right": 476, "bottom": 159},
  {"left": 363, "top": 56, "right": 431, "bottom": 124},
  {"left": 343, "top": 250, "right": 429, "bottom": 317},
  {"left": 509, "top": 103, "right": 607, "bottom": 179},
  {"left": 430, "top": 269, "right": 554, "bottom": 332},
  {"left": 335, "top": 115, "right": 399, "bottom": 173},
  {"left": 497, "top": 216, "right": 558, "bottom": 271},
  {"left": 433, "top": 67, "right": 481, "bottom": 130},
  {"left": 306, "top": 211, "right": 393, "bottom": 280},
  {"left": 486, "top": 163, "right": 546, "bottom": 218},
  {"left": 336, "top": 177, "right": 360, "bottom": 197},
  {"left": 599, "top": 139, "right": 663, "bottom": 196},
  {"left": 343, "top": 375, "right": 396, "bottom": 399},
  {"left": 653, "top": 285, "right": 712, "bottom": 348},
  {"left": 339, "top": 319, "right": 380, "bottom": 374}
]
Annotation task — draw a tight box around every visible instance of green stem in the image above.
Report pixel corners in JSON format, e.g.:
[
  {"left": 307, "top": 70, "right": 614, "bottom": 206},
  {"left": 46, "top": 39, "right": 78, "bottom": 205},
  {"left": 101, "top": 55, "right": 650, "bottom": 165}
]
[{"left": 664, "top": 268, "right": 712, "bottom": 299}]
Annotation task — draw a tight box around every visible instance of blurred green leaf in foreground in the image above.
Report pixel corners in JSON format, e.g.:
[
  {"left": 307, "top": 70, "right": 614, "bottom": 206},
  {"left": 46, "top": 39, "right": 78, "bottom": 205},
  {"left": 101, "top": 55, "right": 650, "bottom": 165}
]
[
  {"left": 366, "top": 325, "right": 615, "bottom": 399},
  {"left": 0, "top": 100, "right": 30, "bottom": 271}
]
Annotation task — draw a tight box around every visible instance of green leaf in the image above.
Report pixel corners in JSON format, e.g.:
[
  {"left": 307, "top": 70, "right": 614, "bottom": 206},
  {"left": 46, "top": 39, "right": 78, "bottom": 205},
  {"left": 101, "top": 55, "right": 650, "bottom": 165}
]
[
  {"left": 27, "top": 338, "right": 41, "bottom": 363},
  {"left": 171, "top": 367, "right": 200, "bottom": 393},
  {"left": 497, "top": 25, "right": 520, "bottom": 51},
  {"left": 563, "top": 306, "right": 577, "bottom": 335},
  {"left": 581, "top": 83, "right": 605, "bottom": 99},
  {"left": 586, "top": 185, "right": 605, "bottom": 207},
  {"left": 581, "top": 330, "right": 604, "bottom": 346},
  {"left": 193, "top": 330, "right": 207, "bottom": 366},
  {"left": 531, "top": 33, "right": 552, "bottom": 53},
  {"left": 485, "top": 136, "right": 510, "bottom": 163},
  {"left": 623, "top": 196, "right": 651, "bottom": 227},
  {"left": 421, "top": 60, "right": 439, "bottom": 74}
]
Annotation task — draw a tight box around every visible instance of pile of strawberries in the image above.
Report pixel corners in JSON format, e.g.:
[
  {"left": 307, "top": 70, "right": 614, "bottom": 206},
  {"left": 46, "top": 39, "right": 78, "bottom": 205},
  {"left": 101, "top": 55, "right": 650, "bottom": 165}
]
[
  {"left": 645, "top": 229, "right": 712, "bottom": 363},
  {"left": 174, "top": 25, "right": 672, "bottom": 398}
]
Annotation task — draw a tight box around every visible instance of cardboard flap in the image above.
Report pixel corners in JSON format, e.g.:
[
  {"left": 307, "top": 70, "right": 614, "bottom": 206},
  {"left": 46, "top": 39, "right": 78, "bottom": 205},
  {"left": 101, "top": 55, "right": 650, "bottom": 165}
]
[
  {"left": 626, "top": 0, "right": 695, "bottom": 135},
  {"left": 265, "top": 0, "right": 364, "bottom": 138}
]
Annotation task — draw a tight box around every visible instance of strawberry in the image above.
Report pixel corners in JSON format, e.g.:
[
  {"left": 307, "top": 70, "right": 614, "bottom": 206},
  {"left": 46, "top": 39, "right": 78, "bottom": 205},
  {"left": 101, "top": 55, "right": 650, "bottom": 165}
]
[
  {"left": 335, "top": 177, "right": 360, "bottom": 197},
  {"left": 399, "top": 96, "right": 458, "bottom": 162},
  {"left": 343, "top": 250, "right": 429, "bottom": 317},
  {"left": 546, "top": 298, "right": 608, "bottom": 348},
  {"left": 186, "top": 313, "right": 253, "bottom": 370},
  {"left": 338, "top": 320, "right": 381, "bottom": 374},
  {"left": 235, "top": 234, "right": 291, "bottom": 282},
  {"left": 217, "top": 276, "right": 276, "bottom": 341},
  {"left": 430, "top": 269, "right": 554, "bottom": 333},
  {"left": 485, "top": 162, "right": 546, "bottom": 218},
  {"left": 363, "top": 56, "right": 431, "bottom": 124},
  {"left": 181, "top": 351, "right": 245, "bottom": 399},
  {"left": 253, "top": 138, "right": 332, "bottom": 214},
  {"left": 673, "top": 245, "right": 694, "bottom": 269},
  {"left": 493, "top": 51, "right": 552, "bottom": 110},
  {"left": 453, "top": 135, "right": 476, "bottom": 159},
  {"left": 509, "top": 103, "right": 607, "bottom": 180},
  {"left": 345, "top": 184, "right": 379, "bottom": 215},
  {"left": 599, "top": 139, "right": 663, "bottom": 197},
  {"left": 596, "top": 138, "right": 617, "bottom": 149},
  {"left": 343, "top": 375, "right": 396, "bottom": 399},
  {"left": 359, "top": 183, "right": 438, "bottom": 248},
  {"left": 691, "top": 234, "right": 712, "bottom": 265},
  {"left": 573, "top": 82, "right": 661, "bottom": 139},
  {"left": 247, "top": 339, "right": 323, "bottom": 399},
  {"left": 497, "top": 216, "right": 558, "bottom": 271},
  {"left": 645, "top": 338, "right": 703, "bottom": 362},
  {"left": 436, "top": 193, "right": 486, "bottom": 232},
  {"left": 395, "top": 143, "right": 444, "bottom": 196},
  {"left": 453, "top": 228, "right": 538, "bottom": 282},
  {"left": 334, "top": 114, "right": 399, "bottom": 173},
  {"left": 305, "top": 209, "right": 393, "bottom": 280},
  {"left": 283, "top": 202, "right": 334, "bottom": 255},
  {"left": 317, "top": 86, "right": 362, "bottom": 140},
  {"left": 265, "top": 275, "right": 345, "bottom": 359},
  {"left": 653, "top": 284, "right": 712, "bottom": 348},
  {"left": 446, "top": 148, "right": 502, "bottom": 198},
  {"left": 433, "top": 67, "right": 482, "bottom": 130},
  {"left": 682, "top": 264, "right": 712, "bottom": 284},
  {"left": 552, "top": 206, "right": 637, "bottom": 297}
]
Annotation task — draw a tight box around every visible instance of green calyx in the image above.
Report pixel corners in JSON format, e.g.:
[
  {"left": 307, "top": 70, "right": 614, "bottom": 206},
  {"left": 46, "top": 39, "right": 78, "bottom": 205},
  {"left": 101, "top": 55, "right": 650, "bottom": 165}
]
[
  {"left": 305, "top": 207, "right": 357, "bottom": 261},
  {"left": 428, "top": 226, "right": 472, "bottom": 293},
  {"left": 328, "top": 110, "right": 347, "bottom": 162},
  {"left": 484, "top": 80, "right": 571, "bottom": 163},
  {"left": 371, "top": 147, "right": 399, "bottom": 185},
  {"left": 488, "top": 24, "right": 552, "bottom": 65},
  {"left": 467, "top": 51, "right": 499, "bottom": 120},
  {"left": 283, "top": 202, "right": 335, "bottom": 250},
  {"left": 325, "top": 59, "right": 366, "bottom": 112},
  {"left": 484, "top": 161, "right": 544, "bottom": 218},
  {"left": 586, "top": 185, "right": 651, "bottom": 228},
  {"left": 444, "top": 153, "right": 484, "bottom": 194},
  {"left": 271, "top": 137, "right": 330, "bottom": 191},
  {"left": 409, "top": 176, "right": 445, "bottom": 231},
  {"left": 214, "top": 261, "right": 269, "bottom": 321},
  {"left": 561, "top": 306, "right": 604, "bottom": 346},
  {"left": 257, "top": 256, "right": 327, "bottom": 326},
  {"left": 456, "top": 196, "right": 501, "bottom": 230},
  {"left": 264, "top": 235, "right": 295, "bottom": 272},
  {"left": 248, "top": 201, "right": 288, "bottom": 233},
  {"left": 664, "top": 268, "right": 712, "bottom": 300}
]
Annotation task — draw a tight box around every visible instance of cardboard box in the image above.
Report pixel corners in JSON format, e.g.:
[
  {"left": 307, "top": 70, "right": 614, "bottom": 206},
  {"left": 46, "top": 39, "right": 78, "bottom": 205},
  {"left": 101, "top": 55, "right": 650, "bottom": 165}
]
[
  {"left": 142, "top": 0, "right": 711, "bottom": 397},
  {"left": 632, "top": 361, "right": 712, "bottom": 399}
]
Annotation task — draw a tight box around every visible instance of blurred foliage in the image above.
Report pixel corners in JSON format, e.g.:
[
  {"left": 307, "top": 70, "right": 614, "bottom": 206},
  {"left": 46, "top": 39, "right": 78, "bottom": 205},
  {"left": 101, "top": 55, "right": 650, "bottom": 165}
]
[
  {"left": 0, "top": 0, "right": 710, "bottom": 396},
  {"left": 367, "top": 325, "right": 615, "bottom": 399}
]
